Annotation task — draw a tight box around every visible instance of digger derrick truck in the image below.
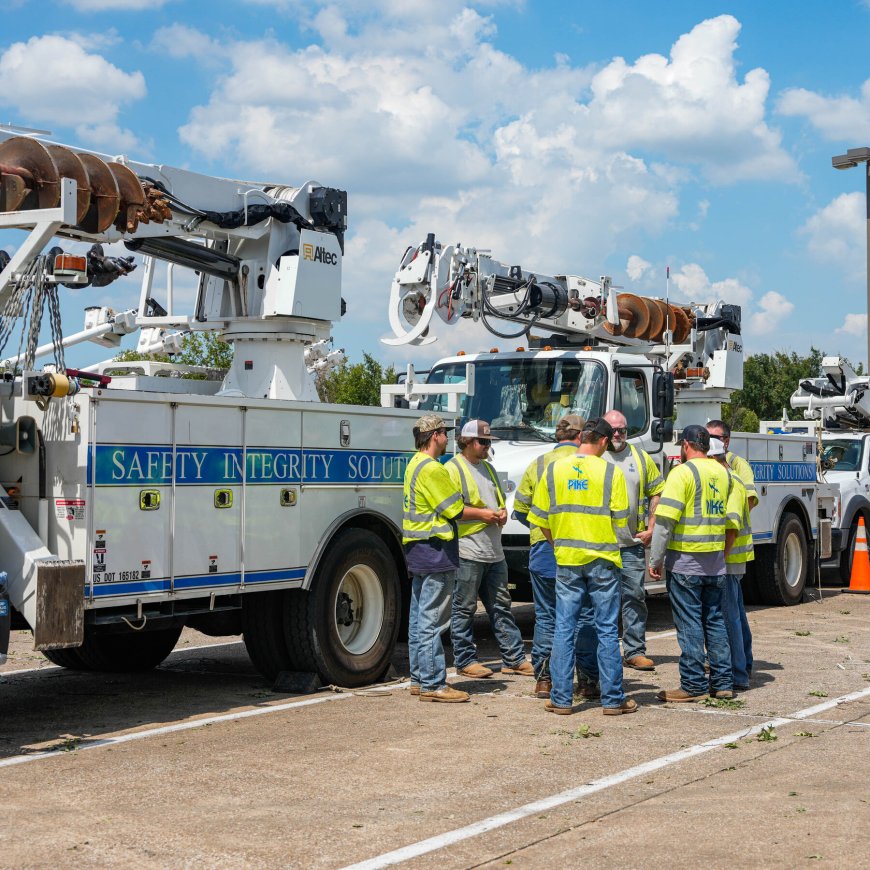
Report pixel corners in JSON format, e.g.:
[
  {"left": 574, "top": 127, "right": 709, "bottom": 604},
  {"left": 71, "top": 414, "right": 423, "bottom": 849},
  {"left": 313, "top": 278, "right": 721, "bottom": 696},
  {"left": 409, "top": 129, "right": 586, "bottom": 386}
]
[
  {"left": 0, "top": 132, "right": 418, "bottom": 687},
  {"left": 381, "top": 237, "right": 837, "bottom": 606}
]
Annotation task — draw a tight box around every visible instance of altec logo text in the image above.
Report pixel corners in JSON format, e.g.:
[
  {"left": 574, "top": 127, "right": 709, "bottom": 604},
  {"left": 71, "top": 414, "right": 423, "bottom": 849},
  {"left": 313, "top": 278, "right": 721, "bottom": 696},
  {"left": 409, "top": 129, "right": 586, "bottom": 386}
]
[{"left": 302, "top": 243, "right": 338, "bottom": 265}]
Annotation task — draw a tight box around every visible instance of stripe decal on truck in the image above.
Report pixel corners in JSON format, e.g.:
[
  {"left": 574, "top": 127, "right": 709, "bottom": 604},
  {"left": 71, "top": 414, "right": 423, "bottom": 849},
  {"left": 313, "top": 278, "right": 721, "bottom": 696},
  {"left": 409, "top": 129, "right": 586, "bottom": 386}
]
[
  {"left": 90, "top": 566, "right": 307, "bottom": 597},
  {"left": 89, "top": 446, "right": 413, "bottom": 486},
  {"left": 748, "top": 461, "right": 816, "bottom": 483}
]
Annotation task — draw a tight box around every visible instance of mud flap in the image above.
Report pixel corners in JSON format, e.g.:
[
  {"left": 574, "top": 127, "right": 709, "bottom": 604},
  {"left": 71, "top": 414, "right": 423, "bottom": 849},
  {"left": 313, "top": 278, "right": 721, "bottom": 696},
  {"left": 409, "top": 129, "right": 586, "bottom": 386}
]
[{"left": 34, "top": 560, "right": 85, "bottom": 650}]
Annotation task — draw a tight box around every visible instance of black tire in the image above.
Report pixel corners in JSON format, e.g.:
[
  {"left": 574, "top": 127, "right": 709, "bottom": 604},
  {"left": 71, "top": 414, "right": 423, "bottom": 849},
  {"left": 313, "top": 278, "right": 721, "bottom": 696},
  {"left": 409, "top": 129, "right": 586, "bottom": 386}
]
[
  {"left": 837, "top": 516, "right": 864, "bottom": 587},
  {"left": 755, "top": 512, "right": 808, "bottom": 606},
  {"left": 65, "top": 624, "right": 183, "bottom": 672},
  {"left": 41, "top": 647, "right": 90, "bottom": 670},
  {"left": 242, "top": 590, "right": 297, "bottom": 680},
  {"left": 283, "top": 528, "right": 400, "bottom": 688}
]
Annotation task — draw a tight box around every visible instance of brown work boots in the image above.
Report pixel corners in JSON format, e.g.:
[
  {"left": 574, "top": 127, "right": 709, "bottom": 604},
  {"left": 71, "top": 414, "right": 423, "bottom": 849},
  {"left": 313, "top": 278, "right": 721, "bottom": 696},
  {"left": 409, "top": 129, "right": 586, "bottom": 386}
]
[{"left": 419, "top": 686, "right": 469, "bottom": 703}]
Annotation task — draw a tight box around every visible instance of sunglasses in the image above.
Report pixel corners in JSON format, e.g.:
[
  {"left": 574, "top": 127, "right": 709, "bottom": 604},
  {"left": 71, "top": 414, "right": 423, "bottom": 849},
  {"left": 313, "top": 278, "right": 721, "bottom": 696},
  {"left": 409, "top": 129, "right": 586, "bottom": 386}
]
[
  {"left": 476, "top": 438, "right": 491, "bottom": 446},
  {"left": 611, "top": 427, "right": 628, "bottom": 435}
]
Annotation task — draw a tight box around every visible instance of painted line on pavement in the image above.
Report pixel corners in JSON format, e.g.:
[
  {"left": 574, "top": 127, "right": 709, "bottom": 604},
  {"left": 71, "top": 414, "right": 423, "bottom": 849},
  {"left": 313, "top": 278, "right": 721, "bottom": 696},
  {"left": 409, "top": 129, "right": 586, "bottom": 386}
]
[
  {"left": 0, "top": 639, "right": 244, "bottom": 679},
  {"left": 341, "top": 685, "right": 870, "bottom": 870},
  {"left": 645, "top": 628, "right": 677, "bottom": 641},
  {"left": 0, "top": 692, "right": 355, "bottom": 769}
]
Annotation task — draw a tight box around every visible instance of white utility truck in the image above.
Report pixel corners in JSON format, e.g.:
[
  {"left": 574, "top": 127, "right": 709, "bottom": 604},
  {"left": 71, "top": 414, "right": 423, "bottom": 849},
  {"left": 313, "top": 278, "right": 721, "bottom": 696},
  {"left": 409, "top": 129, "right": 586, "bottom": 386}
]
[
  {"left": 792, "top": 356, "right": 870, "bottom": 583},
  {"left": 382, "top": 237, "right": 836, "bottom": 606},
  {"left": 0, "top": 133, "right": 417, "bottom": 686}
]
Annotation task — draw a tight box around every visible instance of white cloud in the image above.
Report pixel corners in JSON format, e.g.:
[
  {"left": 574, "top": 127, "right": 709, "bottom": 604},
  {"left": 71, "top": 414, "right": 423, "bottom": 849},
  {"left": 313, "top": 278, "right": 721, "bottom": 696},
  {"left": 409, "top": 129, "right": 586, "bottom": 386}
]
[
  {"left": 0, "top": 35, "right": 145, "bottom": 150},
  {"left": 670, "top": 263, "right": 753, "bottom": 307},
  {"left": 778, "top": 79, "right": 870, "bottom": 141},
  {"left": 749, "top": 290, "right": 794, "bottom": 335},
  {"left": 626, "top": 255, "right": 651, "bottom": 281},
  {"left": 800, "top": 193, "right": 865, "bottom": 280},
  {"left": 151, "top": 24, "right": 226, "bottom": 65},
  {"left": 837, "top": 313, "right": 868, "bottom": 336}
]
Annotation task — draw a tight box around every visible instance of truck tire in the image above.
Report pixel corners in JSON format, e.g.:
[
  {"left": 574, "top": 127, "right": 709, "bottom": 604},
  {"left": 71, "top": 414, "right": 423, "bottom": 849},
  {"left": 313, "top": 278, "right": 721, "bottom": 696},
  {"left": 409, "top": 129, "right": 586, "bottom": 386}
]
[
  {"left": 755, "top": 512, "right": 808, "bottom": 606},
  {"left": 41, "top": 647, "right": 89, "bottom": 669},
  {"left": 837, "top": 515, "right": 866, "bottom": 586},
  {"left": 284, "top": 528, "right": 400, "bottom": 688},
  {"left": 63, "top": 624, "right": 183, "bottom": 672},
  {"left": 242, "top": 590, "right": 297, "bottom": 679}
]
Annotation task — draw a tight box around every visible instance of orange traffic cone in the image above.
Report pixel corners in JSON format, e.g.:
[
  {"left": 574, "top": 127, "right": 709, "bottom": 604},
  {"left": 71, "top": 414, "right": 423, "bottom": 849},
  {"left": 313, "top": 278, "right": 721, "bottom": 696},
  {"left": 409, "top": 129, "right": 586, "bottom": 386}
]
[{"left": 845, "top": 516, "right": 870, "bottom": 594}]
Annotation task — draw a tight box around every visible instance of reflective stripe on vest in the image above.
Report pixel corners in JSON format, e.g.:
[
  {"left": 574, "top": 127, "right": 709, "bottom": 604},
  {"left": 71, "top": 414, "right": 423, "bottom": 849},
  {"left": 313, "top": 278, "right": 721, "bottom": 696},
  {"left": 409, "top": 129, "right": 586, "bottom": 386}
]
[
  {"left": 726, "top": 477, "right": 754, "bottom": 564},
  {"left": 449, "top": 454, "right": 505, "bottom": 538},
  {"left": 536, "top": 454, "right": 624, "bottom": 567},
  {"left": 656, "top": 459, "right": 732, "bottom": 554},
  {"left": 402, "top": 453, "right": 463, "bottom": 544}
]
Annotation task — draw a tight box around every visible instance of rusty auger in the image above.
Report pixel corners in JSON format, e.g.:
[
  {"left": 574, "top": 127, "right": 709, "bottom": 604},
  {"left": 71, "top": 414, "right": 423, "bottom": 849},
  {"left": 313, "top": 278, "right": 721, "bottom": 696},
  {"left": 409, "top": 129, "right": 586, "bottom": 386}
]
[
  {"left": 602, "top": 292, "right": 695, "bottom": 343},
  {"left": 0, "top": 136, "right": 171, "bottom": 234}
]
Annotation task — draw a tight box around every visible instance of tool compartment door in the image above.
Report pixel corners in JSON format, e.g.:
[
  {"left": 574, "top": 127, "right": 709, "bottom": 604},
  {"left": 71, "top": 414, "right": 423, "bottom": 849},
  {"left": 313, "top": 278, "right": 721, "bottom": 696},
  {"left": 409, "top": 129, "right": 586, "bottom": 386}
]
[
  {"left": 243, "top": 408, "right": 303, "bottom": 586},
  {"left": 172, "top": 403, "right": 242, "bottom": 593},
  {"left": 90, "top": 398, "right": 173, "bottom": 599}
]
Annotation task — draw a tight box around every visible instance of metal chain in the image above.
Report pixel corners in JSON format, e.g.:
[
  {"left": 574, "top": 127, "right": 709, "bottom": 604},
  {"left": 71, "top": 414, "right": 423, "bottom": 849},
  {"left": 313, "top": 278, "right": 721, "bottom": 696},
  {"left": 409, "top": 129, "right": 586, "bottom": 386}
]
[{"left": 47, "top": 284, "right": 65, "bottom": 372}]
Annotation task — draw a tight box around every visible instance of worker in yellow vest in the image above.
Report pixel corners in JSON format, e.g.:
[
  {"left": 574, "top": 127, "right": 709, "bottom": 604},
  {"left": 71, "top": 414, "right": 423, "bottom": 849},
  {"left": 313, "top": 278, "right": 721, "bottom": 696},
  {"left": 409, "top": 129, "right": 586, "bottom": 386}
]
[
  {"left": 706, "top": 420, "right": 758, "bottom": 509},
  {"left": 447, "top": 420, "right": 534, "bottom": 680},
  {"left": 603, "top": 409, "right": 665, "bottom": 671},
  {"left": 513, "top": 414, "right": 586, "bottom": 698},
  {"left": 529, "top": 417, "right": 637, "bottom": 716},
  {"left": 403, "top": 414, "right": 503, "bottom": 703},
  {"left": 649, "top": 424, "right": 734, "bottom": 702},
  {"left": 710, "top": 437, "right": 754, "bottom": 691}
]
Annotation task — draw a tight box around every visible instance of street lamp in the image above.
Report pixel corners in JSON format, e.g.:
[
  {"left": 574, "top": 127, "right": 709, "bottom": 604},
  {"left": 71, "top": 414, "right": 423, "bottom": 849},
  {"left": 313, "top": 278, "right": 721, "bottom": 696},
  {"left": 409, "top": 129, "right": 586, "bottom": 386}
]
[{"left": 832, "top": 147, "right": 870, "bottom": 370}]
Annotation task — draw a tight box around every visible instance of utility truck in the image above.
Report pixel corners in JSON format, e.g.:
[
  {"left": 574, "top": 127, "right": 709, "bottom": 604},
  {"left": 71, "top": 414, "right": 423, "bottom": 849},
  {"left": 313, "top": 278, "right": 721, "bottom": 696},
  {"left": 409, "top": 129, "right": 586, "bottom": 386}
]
[
  {"left": 792, "top": 356, "right": 870, "bottom": 583},
  {"left": 0, "top": 132, "right": 416, "bottom": 686},
  {"left": 381, "top": 237, "right": 836, "bottom": 606}
]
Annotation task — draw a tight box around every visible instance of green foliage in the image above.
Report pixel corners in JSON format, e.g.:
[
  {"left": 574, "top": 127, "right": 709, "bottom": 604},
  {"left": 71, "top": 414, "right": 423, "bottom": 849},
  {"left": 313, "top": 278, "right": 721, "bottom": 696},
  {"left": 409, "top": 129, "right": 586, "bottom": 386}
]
[
  {"left": 114, "top": 332, "right": 232, "bottom": 376},
  {"left": 724, "top": 347, "right": 824, "bottom": 426},
  {"left": 316, "top": 352, "right": 397, "bottom": 406}
]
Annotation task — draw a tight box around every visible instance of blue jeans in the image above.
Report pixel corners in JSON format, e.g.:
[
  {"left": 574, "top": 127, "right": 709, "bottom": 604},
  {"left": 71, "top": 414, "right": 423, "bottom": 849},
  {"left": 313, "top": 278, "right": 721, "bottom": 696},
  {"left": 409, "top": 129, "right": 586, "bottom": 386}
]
[
  {"left": 451, "top": 558, "right": 526, "bottom": 669},
  {"left": 724, "top": 574, "right": 753, "bottom": 686},
  {"left": 666, "top": 572, "right": 732, "bottom": 695},
  {"left": 530, "top": 568, "right": 556, "bottom": 677},
  {"left": 619, "top": 544, "right": 648, "bottom": 659},
  {"left": 551, "top": 560, "right": 625, "bottom": 709},
  {"left": 409, "top": 570, "right": 456, "bottom": 692}
]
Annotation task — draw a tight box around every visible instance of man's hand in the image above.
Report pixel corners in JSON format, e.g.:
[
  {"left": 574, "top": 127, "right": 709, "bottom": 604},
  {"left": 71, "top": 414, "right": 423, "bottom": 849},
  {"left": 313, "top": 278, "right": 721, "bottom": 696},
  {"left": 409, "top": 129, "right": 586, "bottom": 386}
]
[
  {"left": 635, "top": 529, "right": 653, "bottom": 547},
  {"left": 648, "top": 562, "right": 663, "bottom": 581},
  {"left": 483, "top": 509, "right": 501, "bottom": 525},
  {"left": 496, "top": 508, "right": 508, "bottom": 527}
]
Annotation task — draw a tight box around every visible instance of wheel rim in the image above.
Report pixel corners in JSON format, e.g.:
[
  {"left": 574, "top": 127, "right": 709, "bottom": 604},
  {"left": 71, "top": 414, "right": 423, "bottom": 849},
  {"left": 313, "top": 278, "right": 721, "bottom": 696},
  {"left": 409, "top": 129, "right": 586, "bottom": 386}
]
[
  {"left": 333, "top": 564, "right": 384, "bottom": 655},
  {"left": 783, "top": 532, "right": 804, "bottom": 589}
]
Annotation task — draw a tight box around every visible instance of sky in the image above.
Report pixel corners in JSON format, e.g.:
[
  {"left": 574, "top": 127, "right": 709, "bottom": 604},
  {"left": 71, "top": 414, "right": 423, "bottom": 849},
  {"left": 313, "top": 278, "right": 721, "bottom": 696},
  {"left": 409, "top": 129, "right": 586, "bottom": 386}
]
[{"left": 1, "top": 0, "right": 870, "bottom": 371}]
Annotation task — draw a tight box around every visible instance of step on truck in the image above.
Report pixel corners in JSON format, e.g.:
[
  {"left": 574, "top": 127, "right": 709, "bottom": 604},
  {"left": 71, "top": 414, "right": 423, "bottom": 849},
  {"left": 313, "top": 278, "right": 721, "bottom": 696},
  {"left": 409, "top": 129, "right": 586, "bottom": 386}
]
[
  {"left": 0, "top": 132, "right": 415, "bottom": 685},
  {"left": 381, "top": 237, "right": 837, "bottom": 606}
]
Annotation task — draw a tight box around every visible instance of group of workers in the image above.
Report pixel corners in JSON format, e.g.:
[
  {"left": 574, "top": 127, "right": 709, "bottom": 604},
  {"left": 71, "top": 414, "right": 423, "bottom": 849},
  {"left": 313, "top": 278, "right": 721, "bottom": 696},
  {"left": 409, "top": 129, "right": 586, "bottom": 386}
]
[{"left": 402, "top": 411, "right": 757, "bottom": 713}]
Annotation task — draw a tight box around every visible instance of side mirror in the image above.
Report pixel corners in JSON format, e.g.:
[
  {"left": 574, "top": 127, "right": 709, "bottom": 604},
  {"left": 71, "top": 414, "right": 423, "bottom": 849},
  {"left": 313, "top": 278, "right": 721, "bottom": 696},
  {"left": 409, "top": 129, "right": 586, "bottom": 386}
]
[
  {"left": 652, "top": 419, "right": 674, "bottom": 443},
  {"left": 652, "top": 371, "right": 675, "bottom": 419}
]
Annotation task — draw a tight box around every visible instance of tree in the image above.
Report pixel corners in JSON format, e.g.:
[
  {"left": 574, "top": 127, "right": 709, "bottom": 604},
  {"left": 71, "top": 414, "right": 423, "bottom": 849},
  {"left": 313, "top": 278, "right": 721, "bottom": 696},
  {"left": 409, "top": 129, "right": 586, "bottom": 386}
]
[
  {"left": 724, "top": 347, "right": 824, "bottom": 425},
  {"left": 114, "top": 331, "right": 232, "bottom": 372},
  {"left": 316, "top": 352, "right": 397, "bottom": 405}
]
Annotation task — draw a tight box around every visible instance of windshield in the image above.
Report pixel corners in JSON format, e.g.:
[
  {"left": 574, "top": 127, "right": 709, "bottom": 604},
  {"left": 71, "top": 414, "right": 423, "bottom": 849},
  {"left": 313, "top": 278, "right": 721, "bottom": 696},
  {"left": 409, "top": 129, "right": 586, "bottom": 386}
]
[
  {"left": 420, "top": 357, "right": 606, "bottom": 438},
  {"left": 822, "top": 439, "right": 863, "bottom": 472}
]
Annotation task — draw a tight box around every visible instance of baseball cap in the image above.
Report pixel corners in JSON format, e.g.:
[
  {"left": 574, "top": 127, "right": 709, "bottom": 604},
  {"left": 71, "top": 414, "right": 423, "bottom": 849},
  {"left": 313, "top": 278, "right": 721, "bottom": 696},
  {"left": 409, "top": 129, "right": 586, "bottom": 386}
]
[
  {"left": 559, "top": 414, "right": 586, "bottom": 430},
  {"left": 583, "top": 417, "right": 615, "bottom": 439},
  {"left": 414, "top": 414, "right": 454, "bottom": 433},
  {"left": 460, "top": 419, "right": 500, "bottom": 441},
  {"left": 708, "top": 437, "right": 727, "bottom": 456},
  {"left": 680, "top": 424, "right": 711, "bottom": 451}
]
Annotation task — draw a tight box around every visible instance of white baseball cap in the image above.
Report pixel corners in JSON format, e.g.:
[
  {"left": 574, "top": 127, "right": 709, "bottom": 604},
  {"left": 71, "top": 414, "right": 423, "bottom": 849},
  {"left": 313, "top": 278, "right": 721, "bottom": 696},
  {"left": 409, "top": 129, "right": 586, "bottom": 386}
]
[{"left": 460, "top": 419, "right": 501, "bottom": 441}]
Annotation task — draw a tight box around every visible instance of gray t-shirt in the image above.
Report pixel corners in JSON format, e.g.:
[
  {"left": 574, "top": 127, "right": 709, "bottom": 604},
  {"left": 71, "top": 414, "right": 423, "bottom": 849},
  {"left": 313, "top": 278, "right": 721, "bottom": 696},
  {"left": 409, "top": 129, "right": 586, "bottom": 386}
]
[
  {"left": 604, "top": 445, "right": 643, "bottom": 548},
  {"left": 458, "top": 459, "right": 504, "bottom": 564}
]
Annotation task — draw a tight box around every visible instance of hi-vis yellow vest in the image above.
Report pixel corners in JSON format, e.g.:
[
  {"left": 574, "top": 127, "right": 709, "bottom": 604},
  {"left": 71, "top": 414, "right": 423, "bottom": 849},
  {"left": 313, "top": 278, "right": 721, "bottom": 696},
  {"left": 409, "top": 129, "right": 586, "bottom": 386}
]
[
  {"left": 654, "top": 458, "right": 733, "bottom": 553},
  {"left": 402, "top": 453, "right": 464, "bottom": 545},
  {"left": 727, "top": 451, "right": 758, "bottom": 501},
  {"left": 528, "top": 453, "right": 629, "bottom": 567},
  {"left": 725, "top": 473, "right": 754, "bottom": 565},
  {"left": 514, "top": 443, "right": 578, "bottom": 546},
  {"left": 446, "top": 454, "right": 505, "bottom": 538},
  {"left": 624, "top": 443, "right": 666, "bottom": 532}
]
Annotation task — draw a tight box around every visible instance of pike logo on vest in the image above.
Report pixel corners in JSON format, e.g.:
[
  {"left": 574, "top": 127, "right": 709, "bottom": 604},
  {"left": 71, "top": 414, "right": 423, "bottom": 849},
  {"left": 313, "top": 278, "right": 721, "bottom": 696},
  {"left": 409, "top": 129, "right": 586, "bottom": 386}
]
[
  {"left": 567, "top": 463, "right": 589, "bottom": 491},
  {"left": 706, "top": 479, "right": 725, "bottom": 515}
]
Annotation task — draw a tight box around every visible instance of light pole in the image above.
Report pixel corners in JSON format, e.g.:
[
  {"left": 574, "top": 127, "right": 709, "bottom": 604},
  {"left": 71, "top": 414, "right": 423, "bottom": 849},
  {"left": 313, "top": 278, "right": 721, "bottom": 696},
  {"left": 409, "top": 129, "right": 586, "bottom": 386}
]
[{"left": 832, "top": 146, "right": 870, "bottom": 371}]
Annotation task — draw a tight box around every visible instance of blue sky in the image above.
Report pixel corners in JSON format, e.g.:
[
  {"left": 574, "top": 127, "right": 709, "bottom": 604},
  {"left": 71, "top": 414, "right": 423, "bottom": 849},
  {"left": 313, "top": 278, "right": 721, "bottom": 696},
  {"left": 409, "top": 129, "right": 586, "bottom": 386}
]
[{"left": 1, "top": 0, "right": 870, "bottom": 369}]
